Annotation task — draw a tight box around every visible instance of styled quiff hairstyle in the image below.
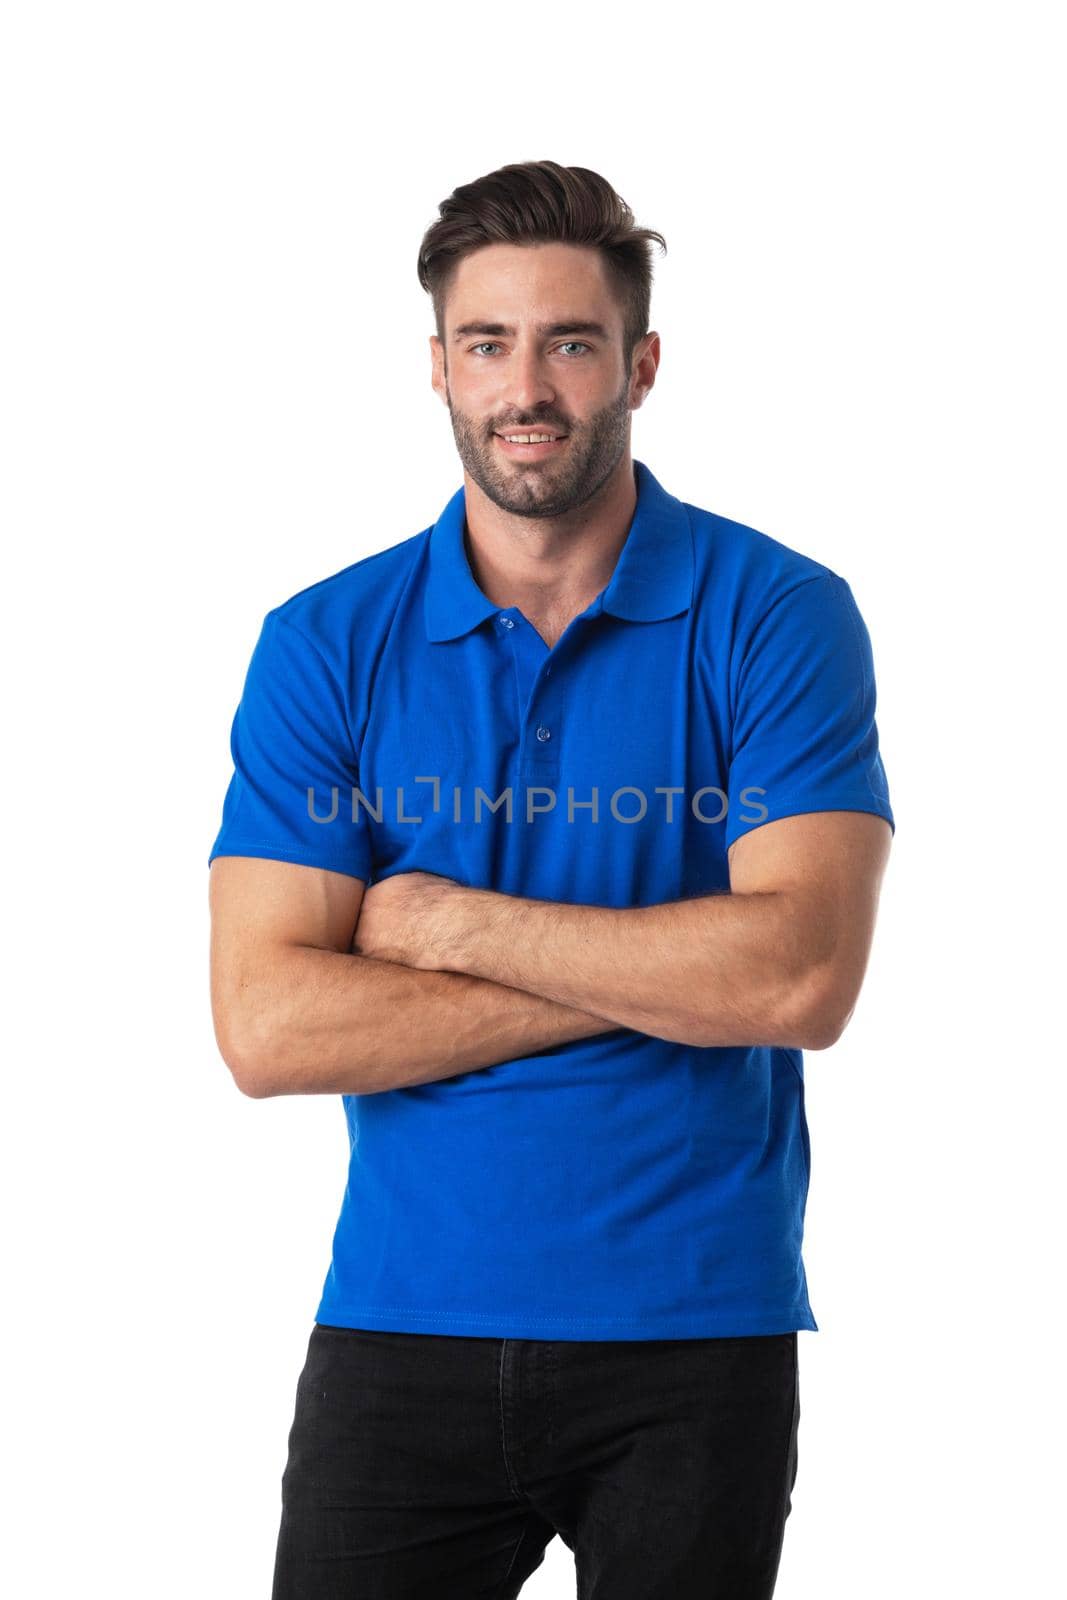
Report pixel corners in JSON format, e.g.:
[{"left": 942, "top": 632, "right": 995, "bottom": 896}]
[{"left": 417, "top": 160, "right": 667, "bottom": 372}]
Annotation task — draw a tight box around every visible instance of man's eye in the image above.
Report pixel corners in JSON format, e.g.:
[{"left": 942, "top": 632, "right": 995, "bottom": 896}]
[{"left": 469, "top": 342, "right": 592, "bottom": 357}]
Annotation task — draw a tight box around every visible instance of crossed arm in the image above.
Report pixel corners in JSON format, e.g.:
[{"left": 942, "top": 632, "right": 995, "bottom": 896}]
[{"left": 210, "top": 810, "right": 891, "bottom": 1098}]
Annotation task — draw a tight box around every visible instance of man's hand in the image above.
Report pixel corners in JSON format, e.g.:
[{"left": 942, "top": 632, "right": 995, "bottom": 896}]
[{"left": 351, "top": 870, "right": 463, "bottom": 968}]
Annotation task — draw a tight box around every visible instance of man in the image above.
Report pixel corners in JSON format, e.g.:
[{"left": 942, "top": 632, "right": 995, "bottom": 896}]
[{"left": 208, "top": 159, "right": 894, "bottom": 1599}]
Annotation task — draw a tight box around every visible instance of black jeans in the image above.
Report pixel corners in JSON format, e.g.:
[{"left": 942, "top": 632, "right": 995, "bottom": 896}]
[{"left": 271, "top": 1323, "right": 800, "bottom": 1599}]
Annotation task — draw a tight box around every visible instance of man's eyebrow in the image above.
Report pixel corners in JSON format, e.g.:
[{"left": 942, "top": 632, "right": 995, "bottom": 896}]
[{"left": 451, "top": 320, "right": 612, "bottom": 343}]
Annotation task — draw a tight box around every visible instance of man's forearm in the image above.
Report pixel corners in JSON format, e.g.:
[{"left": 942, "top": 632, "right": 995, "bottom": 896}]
[
  {"left": 237, "top": 946, "right": 622, "bottom": 1098},
  {"left": 415, "top": 885, "right": 827, "bottom": 1049}
]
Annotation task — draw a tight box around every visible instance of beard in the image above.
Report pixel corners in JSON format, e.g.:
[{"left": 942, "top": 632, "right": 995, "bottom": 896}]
[{"left": 444, "top": 373, "right": 633, "bottom": 520}]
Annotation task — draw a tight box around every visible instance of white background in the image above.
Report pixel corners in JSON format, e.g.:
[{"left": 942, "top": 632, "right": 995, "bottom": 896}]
[{"left": 4, "top": 3, "right": 1063, "bottom": 1595}]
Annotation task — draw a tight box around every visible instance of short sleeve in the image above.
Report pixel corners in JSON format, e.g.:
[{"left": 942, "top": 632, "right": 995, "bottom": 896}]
[
  {"left": 208, "top": 608, "right": 373, "bottom": 882},
  {"left": 725, "top": 572, "right": 895, "bottom": 849}
]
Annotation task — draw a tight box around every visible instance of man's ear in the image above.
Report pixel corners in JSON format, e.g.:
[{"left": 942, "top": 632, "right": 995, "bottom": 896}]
[
  {"left": 630, "top": 330, "right": 660, "bottom": 411},
  {"left": 429, "top": 334, "right": 448, "bottom": 406}
]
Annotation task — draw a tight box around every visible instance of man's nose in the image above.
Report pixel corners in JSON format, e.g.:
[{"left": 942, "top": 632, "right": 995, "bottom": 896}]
[{"left": 502, "top": 348, "right": 558, "bottom": 412}]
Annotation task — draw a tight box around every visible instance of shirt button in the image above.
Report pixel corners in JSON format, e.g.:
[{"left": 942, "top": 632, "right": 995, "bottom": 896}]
[
  {"left": 499, "top": 614, "right": 514, "bottom": 630},
  {"left": 536, "top": 724, "right": 551, "bottom": 742}
]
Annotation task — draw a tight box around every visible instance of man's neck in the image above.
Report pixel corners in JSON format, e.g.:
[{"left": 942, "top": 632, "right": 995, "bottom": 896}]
[{"left": 460, "top": 453, "right": 638, "bottom": 642}]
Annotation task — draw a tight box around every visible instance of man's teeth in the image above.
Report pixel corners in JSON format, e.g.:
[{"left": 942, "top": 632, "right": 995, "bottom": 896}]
[{"left": 502, "top": 434, "right": 559, "bottom": 443}]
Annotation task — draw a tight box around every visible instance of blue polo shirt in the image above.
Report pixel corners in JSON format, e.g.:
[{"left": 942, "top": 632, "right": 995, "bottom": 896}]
[{"left": 208, "top": 459, "right": 895, "bottom": 1340}]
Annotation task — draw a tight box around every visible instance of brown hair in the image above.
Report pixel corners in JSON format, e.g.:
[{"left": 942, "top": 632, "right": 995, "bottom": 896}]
[{"left": 417, "top": 160, "right": 667, "bottom": 371}]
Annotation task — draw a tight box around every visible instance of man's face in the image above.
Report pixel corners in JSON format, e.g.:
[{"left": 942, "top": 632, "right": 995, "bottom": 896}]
[{"left": 430, "top": 242, "right": 653, "bottom": 519}]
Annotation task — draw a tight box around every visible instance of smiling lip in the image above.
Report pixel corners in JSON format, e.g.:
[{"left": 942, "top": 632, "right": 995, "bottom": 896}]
[{"left": 494, "top": 432, "right": 569, "bottom": 456}]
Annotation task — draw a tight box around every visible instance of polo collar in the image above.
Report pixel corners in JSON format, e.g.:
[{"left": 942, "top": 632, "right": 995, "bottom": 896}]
[{"left": 423, "top": 458, "right": 694, "bottom": 643}]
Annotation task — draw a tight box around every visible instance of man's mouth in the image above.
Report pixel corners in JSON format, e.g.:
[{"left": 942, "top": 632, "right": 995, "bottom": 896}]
[{"left": 494, "top": 431, "right": 569, "bottom": 458}]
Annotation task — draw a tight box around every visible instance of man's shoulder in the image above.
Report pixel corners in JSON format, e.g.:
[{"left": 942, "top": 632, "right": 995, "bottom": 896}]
[
  {"left": 685, "top": 496, "right": 839, "bottom": 587},
  {"left": 682, "top": 496, "right": 845, "bottom": 629},
  {"left": 265, "top": 523, "right": 432, "bottom": 646}
]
